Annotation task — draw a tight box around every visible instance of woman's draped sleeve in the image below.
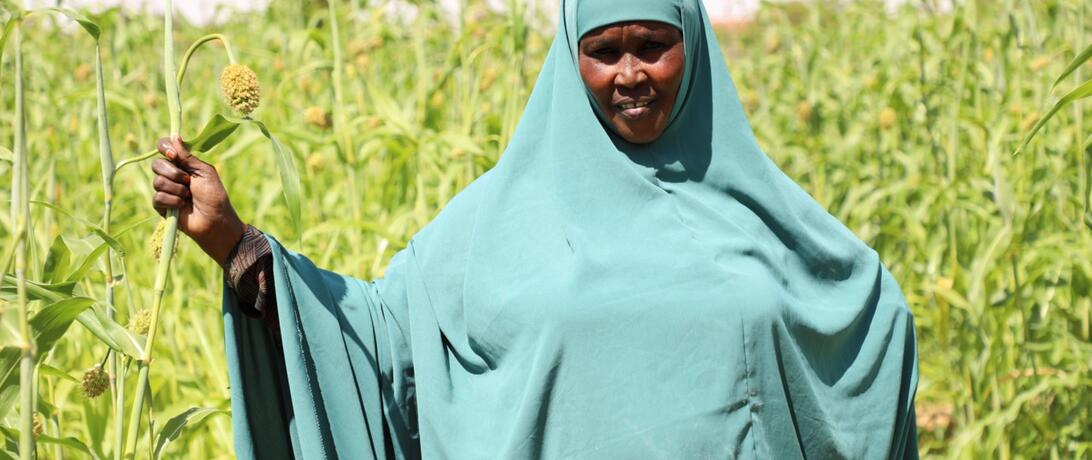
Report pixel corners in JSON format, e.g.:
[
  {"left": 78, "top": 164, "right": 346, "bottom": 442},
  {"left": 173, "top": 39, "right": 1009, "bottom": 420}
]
[{"left": 222, "top": 234, "right": 420, "bottom": 459}]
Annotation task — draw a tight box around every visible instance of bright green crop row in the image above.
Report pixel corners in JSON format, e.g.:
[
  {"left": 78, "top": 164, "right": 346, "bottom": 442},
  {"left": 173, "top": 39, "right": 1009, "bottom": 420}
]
[{"left": 0, "top": 0, "right": 1088, "bottom": 458}]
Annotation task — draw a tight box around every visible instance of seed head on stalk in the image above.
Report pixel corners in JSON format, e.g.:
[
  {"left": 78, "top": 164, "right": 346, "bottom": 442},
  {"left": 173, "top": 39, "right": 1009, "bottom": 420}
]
[
  {"left": 129, "top": 309, "right": 152, "bottom": 336},
  {"left": 305, "top": 106, "right": 331, "bottom": 129},
  {"left": 32, "top": 413, "right": 43, "bottom": 439},
  {"left": 81, "top": 366, "right": 109, "bottom": 399},
  {"left": 879, "top": 107, "right": 897, "bottom": 130},
  {"left": 219, "top": 64, "right": 261, "bottom": 116},
  {"left": 150, "top": 218, "right": 179, "bottom": 261}
]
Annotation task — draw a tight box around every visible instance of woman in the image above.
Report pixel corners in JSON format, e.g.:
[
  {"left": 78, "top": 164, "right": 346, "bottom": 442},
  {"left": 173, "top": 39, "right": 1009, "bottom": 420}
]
[{"left": 152, "top": 0, "right": 919, "bottom": 458}]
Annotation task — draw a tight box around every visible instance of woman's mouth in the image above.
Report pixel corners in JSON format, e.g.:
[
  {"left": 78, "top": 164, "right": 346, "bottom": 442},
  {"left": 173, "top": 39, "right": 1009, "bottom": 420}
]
[{"left": 615, "top": 99, "right": 654, "bottom": 119}]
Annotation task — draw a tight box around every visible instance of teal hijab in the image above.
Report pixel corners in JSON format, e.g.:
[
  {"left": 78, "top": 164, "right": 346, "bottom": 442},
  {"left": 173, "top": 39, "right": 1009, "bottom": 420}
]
[{"left": 223, "top": 0, "right": 920, "bottom": 458}]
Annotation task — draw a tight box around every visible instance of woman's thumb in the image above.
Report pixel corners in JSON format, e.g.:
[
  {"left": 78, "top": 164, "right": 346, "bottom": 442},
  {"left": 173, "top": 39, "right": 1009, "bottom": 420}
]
[{"left": 157, "top": 136, "right": 210, "bottom": 173}]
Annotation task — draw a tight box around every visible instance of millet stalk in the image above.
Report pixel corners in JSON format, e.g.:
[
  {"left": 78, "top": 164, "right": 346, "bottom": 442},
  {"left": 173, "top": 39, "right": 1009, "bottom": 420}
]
[
  {"left": 123, "top": 0, "right": 183, "bottom": 456},
  {"left": 11, "top": 20, "right": 35, "bottom": 460}
]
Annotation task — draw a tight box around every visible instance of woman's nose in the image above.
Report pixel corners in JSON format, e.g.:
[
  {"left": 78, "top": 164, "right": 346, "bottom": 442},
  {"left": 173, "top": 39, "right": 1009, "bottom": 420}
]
[{"left": 614, "top": 54, "right": 648, "bottom": 88}]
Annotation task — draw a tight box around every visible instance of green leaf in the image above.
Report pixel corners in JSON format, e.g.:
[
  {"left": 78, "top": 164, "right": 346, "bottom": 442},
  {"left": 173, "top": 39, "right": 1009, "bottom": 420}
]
[
  {"left": 0, "top": 145, "right": 12, "bottom": 162},
  {"left": 39, "top": 7, "right": 100, "bottom": 40},
  {"left": 1052, "top": 43, "right": 1092, "bottom": 91},
  {"left": 0, "top": 18, "right": 17, "bottom": 69},
  {"left": 62, "top": 234, "right": 109, "bottom": 283},
  {"left": 1015, "top": 79, "right": 1092, "bottom": 155},
  {"left": 247, "top": 119, "right": 302, "bottom": 239},
  {"left": 188, "top": 114, "right": 241, "bottom": 154},
  {"left": 75, "top": 305, "right": 144, "bottom": 359},
  {"left": 30, "top": 200, "right": 100, "bottom": 229},
  {"left": 153, "top": 407, "right": 226, "bottom": 459},
  {"left": 35, "top": 434, "right": 102, "bottom": 460},
  {"left": 30, "top": 297, "right": 96, "bottom": 357},
  {"left": 42, "top": 235, "right": 71, "bottom": 284},
  {"left": 0, "top": 348, "right": 21, "bottom": 421},
  {"left": 38, "top": 363, "right": 79, "bottom": 384},
  {"left": 1, "top": 275, "right": 75, "bottom": 302},
  {"left": 91, "top": 228, "right": 126, "bottom": 257}
]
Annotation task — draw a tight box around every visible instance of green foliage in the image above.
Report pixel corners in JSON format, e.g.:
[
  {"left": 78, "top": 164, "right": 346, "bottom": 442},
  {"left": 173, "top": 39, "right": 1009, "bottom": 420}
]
[{"left": 0, "top": 0, "right": 1088, "bottom": 458}]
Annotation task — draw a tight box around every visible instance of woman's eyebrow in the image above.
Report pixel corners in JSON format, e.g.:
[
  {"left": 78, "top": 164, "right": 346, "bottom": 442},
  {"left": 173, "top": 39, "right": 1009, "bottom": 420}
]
[
  {"left": 581, "top": 38, "right": 612, "bottom": 49},
  {"left": 632, "top": 29, "right": 674, "bottom": 41}
]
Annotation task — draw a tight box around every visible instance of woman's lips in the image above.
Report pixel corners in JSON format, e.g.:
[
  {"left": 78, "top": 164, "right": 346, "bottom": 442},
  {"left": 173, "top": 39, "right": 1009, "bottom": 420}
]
[{"left": 615, "top": 99, "right": 654, "bottom": 119}]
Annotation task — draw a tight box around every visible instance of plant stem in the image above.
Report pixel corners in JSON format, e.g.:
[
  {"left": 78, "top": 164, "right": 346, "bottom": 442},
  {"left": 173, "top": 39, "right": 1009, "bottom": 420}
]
[
  {"left": 93, "top": 39, "right": 127, "bottom": 460},
  {"left": 12, "top": 20, "right": 35, "bottom": 460},
  {"left": 123, "top": 0, "right": 183, "bottom": 455},
  {"left": 328, "top": 0, "right": 360, "bottom": 220},
  {"left": 177, "top": 33, "right": 236, "bottom": 84}
]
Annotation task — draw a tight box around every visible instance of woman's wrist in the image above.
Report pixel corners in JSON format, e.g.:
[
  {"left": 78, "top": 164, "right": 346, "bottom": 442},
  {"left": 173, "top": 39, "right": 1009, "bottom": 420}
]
[{"left": 204, "top": 217, "right": 247, "bottom": 266}]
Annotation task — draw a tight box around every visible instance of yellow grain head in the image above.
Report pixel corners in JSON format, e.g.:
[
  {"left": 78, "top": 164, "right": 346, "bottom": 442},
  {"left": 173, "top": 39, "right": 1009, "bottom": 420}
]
[
  {"left": 356, "top": 54, "right": 371, "bottom": 73},
  {"left": 81, "top": 366, "right": 109, "bottom": 399},
  {"left": 220, "top": 64, "right": 261, "bottom": 116},
  {"left": 125, "top": 132, "right": 139, "bottom": 152},
  {"left": 307, "top": 152, "right": 327, "bottom": 172},
  {"left": 144, "top": 92, "right": 159, "bottom": 109},
  {"left": 430, "top": 91, "right": 446, "bottom": 109},
  {"left": 304, "top": 106, "right": 331, "bottom": 129},
  {"left": 347, "top": 38, "right": 368, "bottom": 56},
  {"left": 150, "top": 218, "right": 179, "bottom": 261},
  {"left": 879, "top": 107, "right": 897, "bottom": 130},
  {"left": 796, "top": 101, "right": 813, "bottom": 124},
  {"left": 479, "top": 67, "right": 498, "bottom": 92},
  {"left": 363, "top": 36, "right": 384, "bottom": 52},
  {"left": 982, "top": 47, "right": 995, "bottom": 63},
  {"left": 863, "top": 74, "right": 878, "bottom": 89},
  {"left": 367, "top": 116, "right": 383, "bottom": 129},
  {"left": 1029, "top": 55, "right": 1050, "bottom": 72},
  {"left": 129, "top": 309, "right": 152, "bottom": 336},
  {"left": 32, "top": 413, "right": 43, "bottom": 439},
  {"left": 273, "top": 56, "right": 286, "bottom": 72},
  {"left": 75, "top": 63, "right": 93, "bottom": 82}
]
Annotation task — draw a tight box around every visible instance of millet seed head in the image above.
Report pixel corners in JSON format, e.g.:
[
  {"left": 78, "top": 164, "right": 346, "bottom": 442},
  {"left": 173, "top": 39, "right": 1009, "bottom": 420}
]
[
  {"left": 307, "top": 152, "right": 327, "bottom": 172},
  {"left": 796, "top": 101, "right": 814, "bottom": 124},
  {"left": 129, "top": 309, "right": 152, "bottom": 336},
  {"left": 81, "top": 366, "right": 110, "bottom": 399},
  {"left": 879, "top": 107, "right": 897, "bottom": 130},
  {"left": 220, "top": 64, "right": 261, "bottom": 116},
  {"left": 304, "top": 106, "right": 331, "bottom": 129},
  {"left": 75, "top": 63, "right": 93, "bottom": 82},
  {"left": 32, "top": 413, "right": 43, "bottom": 438},
  {"left": 150, "top": 218, "right": 179, "bottom": 261}
]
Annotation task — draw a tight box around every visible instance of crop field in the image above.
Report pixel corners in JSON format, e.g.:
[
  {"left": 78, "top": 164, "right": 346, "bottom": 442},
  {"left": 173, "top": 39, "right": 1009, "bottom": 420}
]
[{"left": 0, "top": 0, "right": 1089, "bottom": 458}]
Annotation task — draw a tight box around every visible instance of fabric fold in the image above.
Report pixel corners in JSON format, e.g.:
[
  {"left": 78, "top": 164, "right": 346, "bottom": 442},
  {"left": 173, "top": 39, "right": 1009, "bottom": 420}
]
[{"left": 224, "top": 235, "right": 418, "bottom": 460}]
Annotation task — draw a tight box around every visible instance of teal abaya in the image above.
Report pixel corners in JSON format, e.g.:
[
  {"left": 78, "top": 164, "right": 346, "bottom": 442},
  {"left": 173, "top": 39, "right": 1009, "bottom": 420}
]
[{"left": 222, "top": 0, "right": 919, "bottom": 458}]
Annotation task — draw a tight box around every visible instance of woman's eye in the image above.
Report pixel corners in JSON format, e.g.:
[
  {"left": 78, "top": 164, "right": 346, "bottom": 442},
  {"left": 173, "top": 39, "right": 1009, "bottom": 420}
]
[
  {"left": 642, "top": 42, "right": 666, "bottom": 51},
  {"left": 593, "top": 47, "right": 617, "bottom": 57}
]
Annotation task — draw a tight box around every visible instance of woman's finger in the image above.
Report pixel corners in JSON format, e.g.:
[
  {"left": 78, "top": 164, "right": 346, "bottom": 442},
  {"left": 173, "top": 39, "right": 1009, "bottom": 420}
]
[
  {"left": 151, "top": 159, "right": 190, "bottom": 184},
  {"left": 152, "top": 203, "right": 167, "bottom": 218},
  {"left": 156, "top": 137, "right": 176, "bottom": 161},
  {"left": 153, "top": 191, "right": 186, "bottom": 209},
  {"left": 153, "top": 175, "right": 190, "bottom": 198}
]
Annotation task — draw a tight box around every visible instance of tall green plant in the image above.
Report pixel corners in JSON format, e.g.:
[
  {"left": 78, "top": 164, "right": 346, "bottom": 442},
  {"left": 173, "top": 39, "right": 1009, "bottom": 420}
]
[{"left": 10, "top": 16, "right": 33, "bottom": 460}]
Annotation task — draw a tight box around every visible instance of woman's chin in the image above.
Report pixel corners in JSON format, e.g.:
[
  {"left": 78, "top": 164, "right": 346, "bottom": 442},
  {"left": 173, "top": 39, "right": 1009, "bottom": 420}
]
[{"left": 614, "top": 123, "right": 666, "bottom": 144}]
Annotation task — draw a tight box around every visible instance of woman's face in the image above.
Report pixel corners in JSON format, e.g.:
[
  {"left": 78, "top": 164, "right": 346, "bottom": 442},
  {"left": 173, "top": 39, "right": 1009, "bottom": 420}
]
[{"left": 578, "top": 21, "right": 685, "bottom": 144}]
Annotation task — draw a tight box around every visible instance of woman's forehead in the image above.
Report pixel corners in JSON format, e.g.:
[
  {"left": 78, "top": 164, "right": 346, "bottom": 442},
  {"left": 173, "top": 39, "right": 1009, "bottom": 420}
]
[{"left": 579, "top": 21, "right": 682, "bottom": 42}]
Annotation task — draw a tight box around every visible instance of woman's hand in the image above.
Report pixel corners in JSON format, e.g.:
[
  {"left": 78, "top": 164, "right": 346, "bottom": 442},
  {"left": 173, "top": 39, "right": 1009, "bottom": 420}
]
[{"left": 152, "top": 136, "right": 246, "bottom": 266}]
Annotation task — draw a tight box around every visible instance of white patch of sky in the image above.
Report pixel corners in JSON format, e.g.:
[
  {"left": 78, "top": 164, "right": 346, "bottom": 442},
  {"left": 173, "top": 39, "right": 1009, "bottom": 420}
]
[{"left": 25, "top": 0, "right": 951, "bottom": 27}]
